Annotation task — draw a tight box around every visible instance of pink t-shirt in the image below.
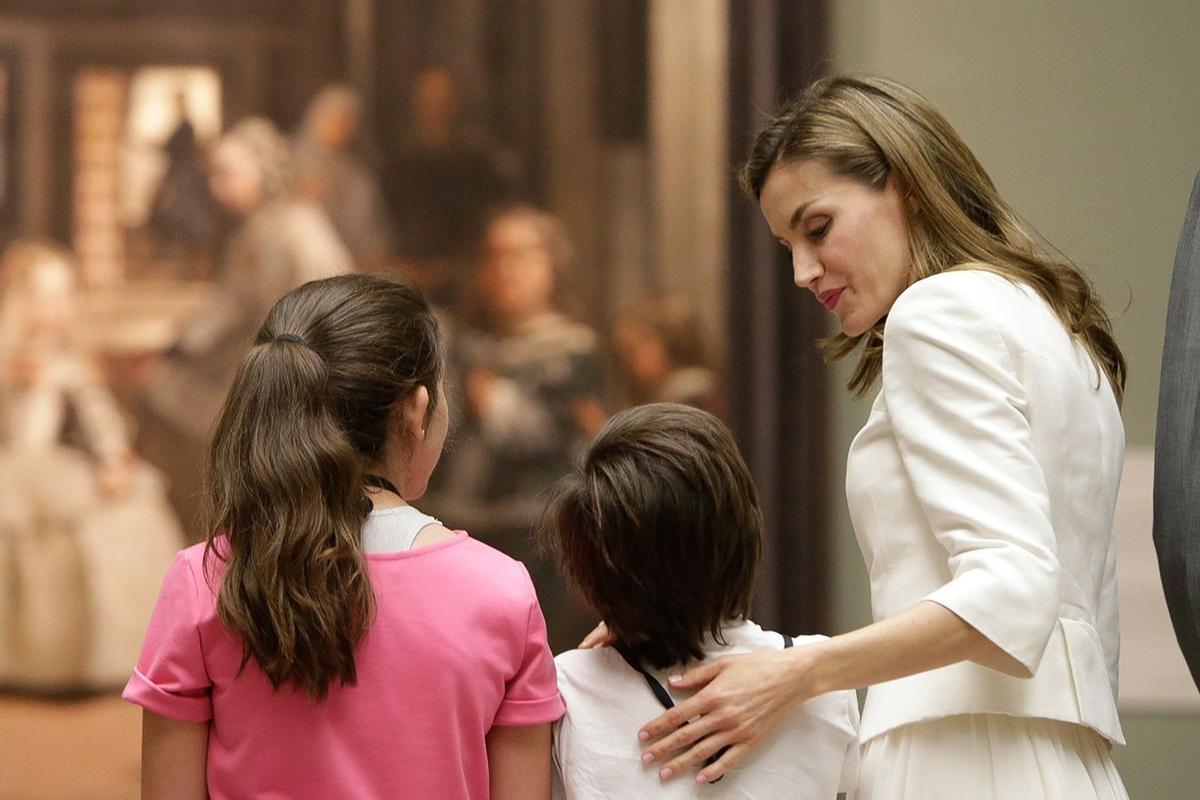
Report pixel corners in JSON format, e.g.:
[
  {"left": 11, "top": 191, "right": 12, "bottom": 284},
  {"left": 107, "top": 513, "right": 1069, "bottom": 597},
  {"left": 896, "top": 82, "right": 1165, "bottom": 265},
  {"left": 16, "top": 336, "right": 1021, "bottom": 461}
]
[{"left": 124, "top": 532, "right": 564, "bottom": 799}]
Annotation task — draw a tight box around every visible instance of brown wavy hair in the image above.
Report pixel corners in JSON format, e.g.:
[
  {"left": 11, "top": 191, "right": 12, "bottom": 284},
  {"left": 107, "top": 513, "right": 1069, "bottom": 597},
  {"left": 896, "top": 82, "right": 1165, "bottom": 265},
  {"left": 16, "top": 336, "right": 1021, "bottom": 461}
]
[
  {"left": 202, "top": 274, "right": 443, "bottom": 699},
  {"left": 739, "top": 74, "right": 1126, "bottom": 403}
]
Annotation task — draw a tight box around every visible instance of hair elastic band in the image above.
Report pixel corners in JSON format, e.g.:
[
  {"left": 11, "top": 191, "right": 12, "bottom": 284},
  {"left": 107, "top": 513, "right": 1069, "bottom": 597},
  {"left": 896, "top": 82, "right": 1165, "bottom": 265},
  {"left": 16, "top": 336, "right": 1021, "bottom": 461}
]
[{"left": 272, "top": 333, "right": 324, "bottom": 360}]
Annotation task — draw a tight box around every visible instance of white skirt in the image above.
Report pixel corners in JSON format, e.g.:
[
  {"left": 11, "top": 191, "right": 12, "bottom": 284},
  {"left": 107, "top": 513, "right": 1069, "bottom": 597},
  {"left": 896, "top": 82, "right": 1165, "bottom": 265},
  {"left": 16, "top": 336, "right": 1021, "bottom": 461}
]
[{"left": 850, "top": 714, "right": 1129, "bottom": 800}]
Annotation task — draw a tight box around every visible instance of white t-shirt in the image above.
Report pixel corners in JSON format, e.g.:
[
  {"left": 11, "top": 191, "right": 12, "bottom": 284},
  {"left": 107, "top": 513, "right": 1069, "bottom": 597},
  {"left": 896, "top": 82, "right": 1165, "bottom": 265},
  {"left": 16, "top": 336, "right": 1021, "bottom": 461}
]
[{"left": 553, "top": 620, "right": 859, "bottom": 798}]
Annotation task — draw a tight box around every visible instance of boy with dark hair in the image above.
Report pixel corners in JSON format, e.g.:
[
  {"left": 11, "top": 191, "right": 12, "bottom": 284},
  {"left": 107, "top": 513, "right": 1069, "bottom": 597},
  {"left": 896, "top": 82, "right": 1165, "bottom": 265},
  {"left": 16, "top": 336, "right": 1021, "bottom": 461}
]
[{"left": 541, "top": 403, "right": 858, "bottom": 798}]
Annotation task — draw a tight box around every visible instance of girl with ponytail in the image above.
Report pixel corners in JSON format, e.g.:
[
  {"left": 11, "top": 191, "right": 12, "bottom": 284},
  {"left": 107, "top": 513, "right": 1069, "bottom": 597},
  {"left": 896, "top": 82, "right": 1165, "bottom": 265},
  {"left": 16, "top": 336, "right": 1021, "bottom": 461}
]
[{"left": 124, "top": 274, "right": 563, "bottom": 799}]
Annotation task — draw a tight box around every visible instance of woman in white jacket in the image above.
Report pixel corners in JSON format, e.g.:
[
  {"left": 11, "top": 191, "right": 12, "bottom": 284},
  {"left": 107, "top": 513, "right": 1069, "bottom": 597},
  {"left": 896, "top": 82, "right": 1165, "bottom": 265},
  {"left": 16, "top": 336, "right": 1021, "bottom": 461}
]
[{"left": 632, "top": 75, "right": 1130, "bottom": 798}]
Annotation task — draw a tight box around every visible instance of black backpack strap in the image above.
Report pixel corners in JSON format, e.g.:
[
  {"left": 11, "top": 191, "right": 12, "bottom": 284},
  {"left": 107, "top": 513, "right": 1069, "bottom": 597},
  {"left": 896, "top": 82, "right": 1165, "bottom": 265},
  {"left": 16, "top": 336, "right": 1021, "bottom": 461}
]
[
  {"left": 782, "top": 633, "right": 794, "bottom": 648},
  {"left": 614, "top": 644, "right": 676, "bottom": 710}
]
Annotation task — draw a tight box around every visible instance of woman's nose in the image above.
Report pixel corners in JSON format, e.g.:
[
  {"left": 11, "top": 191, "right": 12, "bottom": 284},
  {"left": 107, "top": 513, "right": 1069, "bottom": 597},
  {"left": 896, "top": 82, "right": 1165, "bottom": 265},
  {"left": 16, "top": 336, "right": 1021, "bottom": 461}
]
[{"left": 792, "top": 249, "right": 822, "bottom": 289}]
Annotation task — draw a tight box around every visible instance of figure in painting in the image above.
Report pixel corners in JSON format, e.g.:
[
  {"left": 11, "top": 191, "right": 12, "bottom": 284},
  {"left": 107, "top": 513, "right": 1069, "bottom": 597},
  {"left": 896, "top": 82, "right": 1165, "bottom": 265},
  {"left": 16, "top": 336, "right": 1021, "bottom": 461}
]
[
  {"left": 383, "top": 67, "right": 516, "bottom": 307},
  {"left": 138, "top": 117, "right": 353, "bottom": 538},
  {"left": 426, "top": 204, "right": 605, "bottom": 651},
  {"left": 292, "top": 84, "right": 394, "bottom": 267},
  {"left": 0, "top": 241, "right": 182, "bottom": 691},
  {"left": 145, "top": 93, "right": 222, "bottom": 279},
  {"left": 614, "top": 293, "right": 727, "bottom": 417}
]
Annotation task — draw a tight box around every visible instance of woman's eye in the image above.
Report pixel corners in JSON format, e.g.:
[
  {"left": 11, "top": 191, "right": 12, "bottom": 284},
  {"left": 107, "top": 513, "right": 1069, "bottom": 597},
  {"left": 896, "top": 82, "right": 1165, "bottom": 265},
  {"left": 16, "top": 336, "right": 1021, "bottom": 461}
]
[{"left": 807, "top": 220, "right": 831, "bottom": 240}]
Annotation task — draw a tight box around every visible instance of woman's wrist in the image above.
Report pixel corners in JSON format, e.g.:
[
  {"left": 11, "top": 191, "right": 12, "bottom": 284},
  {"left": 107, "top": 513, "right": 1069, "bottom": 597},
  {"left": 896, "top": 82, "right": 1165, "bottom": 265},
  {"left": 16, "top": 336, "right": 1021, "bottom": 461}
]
[{"left": 782, "top": 639, "right": 833, "bottom": 702}]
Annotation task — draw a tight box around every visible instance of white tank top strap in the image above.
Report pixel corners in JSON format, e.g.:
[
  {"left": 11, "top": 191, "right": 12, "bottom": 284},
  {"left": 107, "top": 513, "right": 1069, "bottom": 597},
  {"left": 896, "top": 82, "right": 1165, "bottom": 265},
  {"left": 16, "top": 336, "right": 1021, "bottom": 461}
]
[{"left": 361, "top": 505, "right": 443, "bottom": 553}]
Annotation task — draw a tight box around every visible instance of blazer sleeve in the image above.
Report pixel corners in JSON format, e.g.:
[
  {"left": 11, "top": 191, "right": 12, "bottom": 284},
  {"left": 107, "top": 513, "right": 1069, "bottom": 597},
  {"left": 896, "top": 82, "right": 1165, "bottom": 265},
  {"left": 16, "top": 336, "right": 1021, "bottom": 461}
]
[{"left": 881, "top": 273, "right": 1060, "bottom": 675}]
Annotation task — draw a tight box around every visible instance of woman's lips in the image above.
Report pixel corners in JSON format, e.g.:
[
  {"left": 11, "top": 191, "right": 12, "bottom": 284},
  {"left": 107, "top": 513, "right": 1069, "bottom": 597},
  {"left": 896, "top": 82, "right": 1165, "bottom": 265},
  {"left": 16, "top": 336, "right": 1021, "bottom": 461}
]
[{"left": 818, "top": 287, "right": 845, "bottom": 311}]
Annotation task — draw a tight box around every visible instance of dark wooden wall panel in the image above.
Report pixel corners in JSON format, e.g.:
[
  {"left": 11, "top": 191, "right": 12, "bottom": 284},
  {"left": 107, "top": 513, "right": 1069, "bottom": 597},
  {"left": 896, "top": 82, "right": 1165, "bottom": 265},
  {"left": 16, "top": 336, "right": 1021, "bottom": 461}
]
[{"left": 726, "top": 0, "right": 830, "bottom": 634}]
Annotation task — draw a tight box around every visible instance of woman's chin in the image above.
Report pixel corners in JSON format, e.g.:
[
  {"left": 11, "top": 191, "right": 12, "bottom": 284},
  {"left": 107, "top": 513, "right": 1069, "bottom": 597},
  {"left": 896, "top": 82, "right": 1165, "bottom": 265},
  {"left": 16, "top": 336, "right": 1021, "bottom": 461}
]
[
  {"left": 839, "top": 310, "right": 885, "bottom": 338},
  {"left": 839, "top": 317, "right": 865, "bottom": 337}
]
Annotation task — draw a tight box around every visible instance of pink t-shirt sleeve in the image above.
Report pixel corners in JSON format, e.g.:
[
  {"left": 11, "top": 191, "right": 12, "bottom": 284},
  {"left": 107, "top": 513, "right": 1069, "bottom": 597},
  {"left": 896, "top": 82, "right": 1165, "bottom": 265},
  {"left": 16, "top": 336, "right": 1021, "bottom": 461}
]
[
  {"left": 492, "top": 568, "right": 566, "bottom": 727},
  {"left": 122, "top": 550, "right": 214, "bottom": 722}
]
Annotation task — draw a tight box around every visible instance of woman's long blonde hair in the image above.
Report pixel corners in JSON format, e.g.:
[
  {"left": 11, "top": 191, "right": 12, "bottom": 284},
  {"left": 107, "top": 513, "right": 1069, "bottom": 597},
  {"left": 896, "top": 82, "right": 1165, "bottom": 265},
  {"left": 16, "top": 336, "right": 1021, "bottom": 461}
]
[{"left": 740, "top": 75, "right": 1126, "bottom": 403}]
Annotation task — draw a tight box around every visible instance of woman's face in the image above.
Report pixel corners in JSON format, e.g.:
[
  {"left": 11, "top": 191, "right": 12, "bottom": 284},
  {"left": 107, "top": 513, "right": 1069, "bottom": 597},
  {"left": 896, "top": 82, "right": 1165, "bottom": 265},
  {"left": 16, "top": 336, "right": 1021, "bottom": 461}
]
[
  {"left": 478, "top": 215, "right": 555, "bottom": 323},
  {"left": 758, "top": 158, "right": 911, "bottom": 336},
  {"left": 209, "top": 139, "right": 263, "bottom": 216}
]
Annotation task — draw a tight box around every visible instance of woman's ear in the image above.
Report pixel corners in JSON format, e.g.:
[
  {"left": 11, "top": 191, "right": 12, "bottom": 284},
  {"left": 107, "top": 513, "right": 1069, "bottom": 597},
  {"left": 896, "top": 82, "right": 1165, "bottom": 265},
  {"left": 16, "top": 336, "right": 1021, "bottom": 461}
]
[
  {"left": 399, "top": 385, "right": 431, "bottom": 442},
  {"left": 890, "top": 173, "right": 921, "bottom": 218}
]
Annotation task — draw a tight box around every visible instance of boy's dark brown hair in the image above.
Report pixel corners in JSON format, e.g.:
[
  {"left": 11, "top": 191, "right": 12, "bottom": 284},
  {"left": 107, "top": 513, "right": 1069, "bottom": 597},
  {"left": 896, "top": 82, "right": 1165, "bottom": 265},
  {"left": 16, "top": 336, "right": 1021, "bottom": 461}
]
[
  {"left": 203, "top": 273, "right": 443, "bottom": 700},
  {"left": 540, "top": 402, "right": 762, "bottom": 669}
]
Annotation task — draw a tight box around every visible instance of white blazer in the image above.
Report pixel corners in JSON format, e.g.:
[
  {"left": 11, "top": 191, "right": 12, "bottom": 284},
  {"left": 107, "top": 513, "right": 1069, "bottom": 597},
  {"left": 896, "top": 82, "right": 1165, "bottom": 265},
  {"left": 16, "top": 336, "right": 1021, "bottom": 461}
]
[{"left": 846, "top": 269, "right": 1124, "bottom": 745}]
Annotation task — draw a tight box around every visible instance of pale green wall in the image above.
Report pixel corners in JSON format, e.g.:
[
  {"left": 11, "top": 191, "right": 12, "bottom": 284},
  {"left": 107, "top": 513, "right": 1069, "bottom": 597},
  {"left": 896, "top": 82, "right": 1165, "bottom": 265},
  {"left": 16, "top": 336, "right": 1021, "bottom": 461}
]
[{"left": 825, "top": 2, "right": 1200, "bottom": 797}]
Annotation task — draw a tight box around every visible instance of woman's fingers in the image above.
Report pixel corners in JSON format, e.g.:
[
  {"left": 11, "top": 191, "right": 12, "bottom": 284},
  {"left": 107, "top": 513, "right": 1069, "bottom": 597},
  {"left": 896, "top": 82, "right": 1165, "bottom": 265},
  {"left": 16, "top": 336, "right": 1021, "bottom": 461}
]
[
  {"left": 666, "top": 658, "right": 722, "bottom": 690},
  {"left": 639, "top": 649, "right": 807, "bottom": 781},
  {"left": 638, "top": 660, "right": 732, "bottom": 742},
  {"left": 638, "top": 689, "right": 711, "bottom": 744},
  {"left": 578, "top": 621, "right": 611, "bottom": 649},
  {"left": 695, "top": 742, "right": 752, "bottom": 784},
  {"left": 640, "top": 695, "right": 722, "bottom": 763},
  {"left": 656, "top": 728, "right": 731, "bottom": 780}
]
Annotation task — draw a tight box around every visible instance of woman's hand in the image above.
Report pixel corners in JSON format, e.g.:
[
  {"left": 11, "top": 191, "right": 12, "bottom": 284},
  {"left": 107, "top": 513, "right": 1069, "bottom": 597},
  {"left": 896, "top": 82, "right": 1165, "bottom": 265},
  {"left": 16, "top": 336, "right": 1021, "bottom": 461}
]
[
  {"left": 635, "top": 602, "right": 1021, "bottom": 784},
  {"left": 638, "top": 646, "right": 816, "bottom": 784},
  {"left": 634, "top": 601, "right": 1024, "bottom": 784}
]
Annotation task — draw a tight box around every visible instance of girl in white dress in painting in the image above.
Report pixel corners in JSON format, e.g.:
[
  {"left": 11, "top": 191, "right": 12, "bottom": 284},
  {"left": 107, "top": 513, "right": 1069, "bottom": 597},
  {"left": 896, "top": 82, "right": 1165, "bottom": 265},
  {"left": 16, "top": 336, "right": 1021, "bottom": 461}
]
[
  {"left": 629, "top": 75, "right": 1130, "bottom": 799},
  {"left": 0, "top": 242, "right": 182, "bottom": 690}
]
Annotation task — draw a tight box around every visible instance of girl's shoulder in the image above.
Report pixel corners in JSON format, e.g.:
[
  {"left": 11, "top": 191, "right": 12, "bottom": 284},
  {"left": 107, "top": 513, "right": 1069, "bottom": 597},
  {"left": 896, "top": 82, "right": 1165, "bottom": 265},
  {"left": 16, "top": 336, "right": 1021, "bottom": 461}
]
[
  {"left": 377, "top": 531, "right": 541, "bottom": 607},
  {"left": 449, "top": 534, "right": 538, "bottom": 584},
  {"left": 174, "top": 540, "right": 226, "bottom": 601}
]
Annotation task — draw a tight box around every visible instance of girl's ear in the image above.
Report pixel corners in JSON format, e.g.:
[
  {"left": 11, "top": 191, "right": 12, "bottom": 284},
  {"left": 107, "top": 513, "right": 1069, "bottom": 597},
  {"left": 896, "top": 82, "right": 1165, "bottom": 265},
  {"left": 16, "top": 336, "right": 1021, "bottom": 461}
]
[{"left": 399, "top": 385, "right": 431, "bottom": 442}]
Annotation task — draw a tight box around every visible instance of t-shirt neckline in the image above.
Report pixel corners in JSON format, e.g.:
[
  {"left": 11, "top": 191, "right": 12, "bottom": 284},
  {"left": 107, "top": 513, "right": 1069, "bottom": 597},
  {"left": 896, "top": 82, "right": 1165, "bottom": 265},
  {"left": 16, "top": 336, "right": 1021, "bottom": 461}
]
[{"left": 363, "top": 530, "right": 469, "bottom": 561}]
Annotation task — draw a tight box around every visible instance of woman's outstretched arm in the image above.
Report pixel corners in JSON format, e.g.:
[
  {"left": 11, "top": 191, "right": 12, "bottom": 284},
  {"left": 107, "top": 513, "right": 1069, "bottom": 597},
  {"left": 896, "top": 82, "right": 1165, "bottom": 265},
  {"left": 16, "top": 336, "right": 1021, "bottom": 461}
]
[{"left": 638, "top": 600, "right": 1022, "bottom": 783}]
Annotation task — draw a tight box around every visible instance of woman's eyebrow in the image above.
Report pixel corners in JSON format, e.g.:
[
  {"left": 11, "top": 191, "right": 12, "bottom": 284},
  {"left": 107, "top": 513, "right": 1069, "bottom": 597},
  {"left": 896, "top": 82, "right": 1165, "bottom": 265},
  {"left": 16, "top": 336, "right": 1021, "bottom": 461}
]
[{"left": 789, "top": 196, "right": 824, "bottom": 230}]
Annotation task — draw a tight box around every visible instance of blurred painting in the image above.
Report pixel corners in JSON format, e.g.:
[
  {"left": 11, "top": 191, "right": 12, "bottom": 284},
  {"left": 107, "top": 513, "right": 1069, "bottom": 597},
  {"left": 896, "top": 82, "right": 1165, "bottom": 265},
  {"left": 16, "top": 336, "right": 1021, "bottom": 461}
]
[
  {"left": 71, "top": 65, "right": 221, "bottom": 284},
  {"left": 120, "top": 66, "right": 221, "bottom": 232}
]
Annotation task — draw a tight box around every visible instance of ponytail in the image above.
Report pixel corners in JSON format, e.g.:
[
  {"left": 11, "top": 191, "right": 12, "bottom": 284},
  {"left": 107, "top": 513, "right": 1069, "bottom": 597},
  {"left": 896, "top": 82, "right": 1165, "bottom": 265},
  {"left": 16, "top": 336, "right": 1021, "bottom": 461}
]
[{"left": 203, "top": 274, "right": 443, "bottom": 699}]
